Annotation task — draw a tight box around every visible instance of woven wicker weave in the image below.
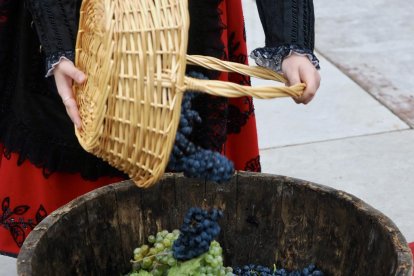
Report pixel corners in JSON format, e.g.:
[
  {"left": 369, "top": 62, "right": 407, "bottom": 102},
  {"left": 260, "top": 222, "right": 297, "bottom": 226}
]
[{"left": 74, "top": 0, "right": 305, "bottom": 188}]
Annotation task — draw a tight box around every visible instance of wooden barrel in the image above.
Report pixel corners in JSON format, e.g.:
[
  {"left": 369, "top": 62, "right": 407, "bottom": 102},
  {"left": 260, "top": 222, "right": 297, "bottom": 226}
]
[{"left": 17, "top": 172, "right": 412, "bottom": 275}]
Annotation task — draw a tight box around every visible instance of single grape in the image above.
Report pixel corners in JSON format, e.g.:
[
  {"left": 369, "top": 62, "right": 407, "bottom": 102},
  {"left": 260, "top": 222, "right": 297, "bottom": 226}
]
[{"left": 147, "top": 235, "right": 155, "bottom": 244}]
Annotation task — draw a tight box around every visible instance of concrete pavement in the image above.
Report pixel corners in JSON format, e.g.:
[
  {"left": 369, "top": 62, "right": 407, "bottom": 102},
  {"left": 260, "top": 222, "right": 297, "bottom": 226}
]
[
  {"left": 313, "top": 0, "right": 414, "bottom": 127},
  {"left": 1, "top": 0, "right": 413, "bottom": 275},
  {"left": 0, "top": 256, "right": 15, "bottom": 276},
  {"left": 243, "top": 0, "right": 414, "bottom": 243}
]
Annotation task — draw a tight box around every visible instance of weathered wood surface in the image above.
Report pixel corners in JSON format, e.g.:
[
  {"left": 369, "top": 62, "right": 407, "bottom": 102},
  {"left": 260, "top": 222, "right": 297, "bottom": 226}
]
[{"left": 17, "top": 172, "right": 413, "bottom": 275}]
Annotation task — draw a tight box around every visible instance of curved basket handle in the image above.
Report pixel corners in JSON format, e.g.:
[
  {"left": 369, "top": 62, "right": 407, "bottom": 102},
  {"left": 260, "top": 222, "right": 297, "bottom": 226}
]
[
  {"left": 184, "top": 77, "right": 304, "bottom": 99},
  {"left": 187, "top": 55, "right": 288, "bottom": 83},
  {"left": 185, "top": 55, "right": 305, "bottom": 98}
]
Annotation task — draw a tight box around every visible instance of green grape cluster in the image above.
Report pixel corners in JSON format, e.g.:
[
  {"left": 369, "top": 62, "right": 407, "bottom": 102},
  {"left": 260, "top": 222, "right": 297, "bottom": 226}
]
[
  {"left": 196, "top": 240, "right": 233, "bottom": 276},
  {"left": 129, "top": 229, "right": 180, "bottom": 276},
  {"left": 128, "top": 231, "right": 234, "bottom": 276}
]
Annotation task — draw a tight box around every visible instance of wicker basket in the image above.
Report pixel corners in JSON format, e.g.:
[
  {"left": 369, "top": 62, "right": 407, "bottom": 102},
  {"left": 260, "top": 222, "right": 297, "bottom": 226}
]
[{"left": 74, "top": 0, "right": 305, "bottom": 188}]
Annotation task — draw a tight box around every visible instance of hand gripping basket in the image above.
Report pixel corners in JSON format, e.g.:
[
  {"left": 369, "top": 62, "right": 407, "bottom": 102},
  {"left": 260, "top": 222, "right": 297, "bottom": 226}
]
[{"left": 74, "top": 0, "right": 305, "bottom": 188}]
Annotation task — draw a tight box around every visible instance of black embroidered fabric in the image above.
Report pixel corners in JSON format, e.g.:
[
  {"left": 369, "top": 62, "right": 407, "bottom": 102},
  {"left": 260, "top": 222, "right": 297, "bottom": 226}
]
[
  {"left": 25, "top": 0, "right": 82, "bottom": 57},
  {"left": 0, "top": 2, "right": 126, "bottom": 180},
  {"left": 255, "top": 0, "right": 315, "bottom": 50},
  {"left": 0, "top": 0, "right": 17, "bottom": 117}
]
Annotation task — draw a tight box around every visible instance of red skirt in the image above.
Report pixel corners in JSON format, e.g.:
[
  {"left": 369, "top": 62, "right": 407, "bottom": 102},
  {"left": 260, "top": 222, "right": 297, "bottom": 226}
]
[
  {"left": 0, "top": 0, "right": 260, "bottom": 256},
  {"left": 0, "top": 147, "right": 125, "bottom": 256}
]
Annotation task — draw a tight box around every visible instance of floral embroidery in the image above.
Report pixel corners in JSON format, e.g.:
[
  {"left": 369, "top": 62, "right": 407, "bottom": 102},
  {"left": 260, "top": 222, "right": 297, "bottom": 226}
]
[
  {"left": 227, "top": 104, "right": 249, "bottom": 134},
  {"left": 0, "top": 197, "right": 48, "bottom": 248},
  {"left": 224, "top": 29, "right": 254, "bottom": 135},
  {"left": 244, "top": 155, "right": 261, "bottom": 172},
  {"left": 226, "top": 31, "right": 251, "bottom": 87}
]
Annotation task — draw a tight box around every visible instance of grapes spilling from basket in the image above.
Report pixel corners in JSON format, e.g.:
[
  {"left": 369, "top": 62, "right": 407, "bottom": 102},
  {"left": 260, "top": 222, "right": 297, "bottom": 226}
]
[
  {"left": 166, "top": 72, "right": 234, "bottom": 183},
  {"left": 127, "top": 207, "right": 324, "bottom": 276}
]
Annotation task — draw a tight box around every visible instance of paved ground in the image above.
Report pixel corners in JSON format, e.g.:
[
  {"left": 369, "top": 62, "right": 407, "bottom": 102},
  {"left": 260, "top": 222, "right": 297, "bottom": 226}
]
[
  {"left": 314, "top": 0, "right": 414, "bottom": 127},
  {"left": 0, "top": 255, "right": 15, "bottom": 276},
  {"left": 243, "top": 0, "right": 414, "bottom": 243},
  {"left": 1, "top": 1, "right": 413, "bottom": 275}
]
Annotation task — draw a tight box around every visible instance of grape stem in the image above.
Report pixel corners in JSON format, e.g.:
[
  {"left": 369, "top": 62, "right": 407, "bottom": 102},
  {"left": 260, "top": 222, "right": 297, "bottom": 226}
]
[{"left": 130, "top": 250, "right": 173, "bottom": 263}]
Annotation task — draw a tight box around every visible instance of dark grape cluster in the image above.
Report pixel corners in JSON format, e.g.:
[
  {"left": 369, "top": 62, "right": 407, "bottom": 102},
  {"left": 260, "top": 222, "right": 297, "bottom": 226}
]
[
  {"left": 166, "top": 71, "right": 235, "bottom": 183},
  {"left": 172, "top": 207, "right": 223, "bottom": 261},
  {"left": 179, "top": 149, "right": 235, "bottom": 183},
  {"left": 233, "top": 263, "right": 324, "bottom": 276}
]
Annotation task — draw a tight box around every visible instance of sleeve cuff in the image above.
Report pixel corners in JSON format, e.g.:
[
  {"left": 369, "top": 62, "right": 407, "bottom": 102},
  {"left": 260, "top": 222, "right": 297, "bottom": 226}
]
[
  {"left": 45, "top": 51, "right": 75, "bottom": 77},
  {"left": 250, "top": 44, "right": 320, "bottom": 73}
]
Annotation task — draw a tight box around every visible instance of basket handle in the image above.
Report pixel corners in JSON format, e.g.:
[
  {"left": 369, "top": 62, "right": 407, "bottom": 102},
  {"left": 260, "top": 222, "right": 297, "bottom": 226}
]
[{"left": 184, "top": 55, "right": 305, "bottom": 99}]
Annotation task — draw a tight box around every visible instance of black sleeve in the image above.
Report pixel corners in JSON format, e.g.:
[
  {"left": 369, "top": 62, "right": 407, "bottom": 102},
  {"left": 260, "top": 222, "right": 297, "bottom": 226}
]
[
  {"left": 255, "top": 0, "right": 315, "bottom": 51},
  {"left": 25, "top": 0, "right": 82, "bottom": 69}
]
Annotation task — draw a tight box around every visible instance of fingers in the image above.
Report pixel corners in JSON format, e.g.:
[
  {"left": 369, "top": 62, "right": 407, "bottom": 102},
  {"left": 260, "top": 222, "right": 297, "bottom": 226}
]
[
  {"left": 54, "top": 60, "right": 85, "bottom": 129},
  {"left": 56, "top": 59, "right": 86, "bottom": 84},
  {"left": 283, "top": 64, "right": 302, "bottom": 104},
  {"left": 299, "top": 65, "right": 321, "bottom": 104},
  {"left": 282, "top": 55, "right": 321, "bottom": 105},
  {"left": 63, "top": 96, "right": 82, "bottom": 130}
]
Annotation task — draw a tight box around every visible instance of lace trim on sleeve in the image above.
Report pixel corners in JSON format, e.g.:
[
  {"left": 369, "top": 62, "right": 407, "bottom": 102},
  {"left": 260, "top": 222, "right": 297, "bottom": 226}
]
[
  {"left": 45, "top": 50, "right": 74, "bottom": 77},
  {"left": 250, "top": 44, "right": 320, "bottom": 73}
]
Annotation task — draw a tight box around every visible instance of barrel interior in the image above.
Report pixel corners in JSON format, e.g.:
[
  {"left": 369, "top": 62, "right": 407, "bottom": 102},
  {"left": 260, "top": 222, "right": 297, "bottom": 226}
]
[{"left": 17, "top": 172, "right": 412, "bottom": 275}]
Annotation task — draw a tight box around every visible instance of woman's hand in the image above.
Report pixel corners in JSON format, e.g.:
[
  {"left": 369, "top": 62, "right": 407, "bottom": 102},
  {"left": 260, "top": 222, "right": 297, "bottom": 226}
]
[
  {"left": 53, "top": 59, "right": 86, "bottom": 129},
  {"left": 282, "top": 54, "right": 321, "bottom": 104}
]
